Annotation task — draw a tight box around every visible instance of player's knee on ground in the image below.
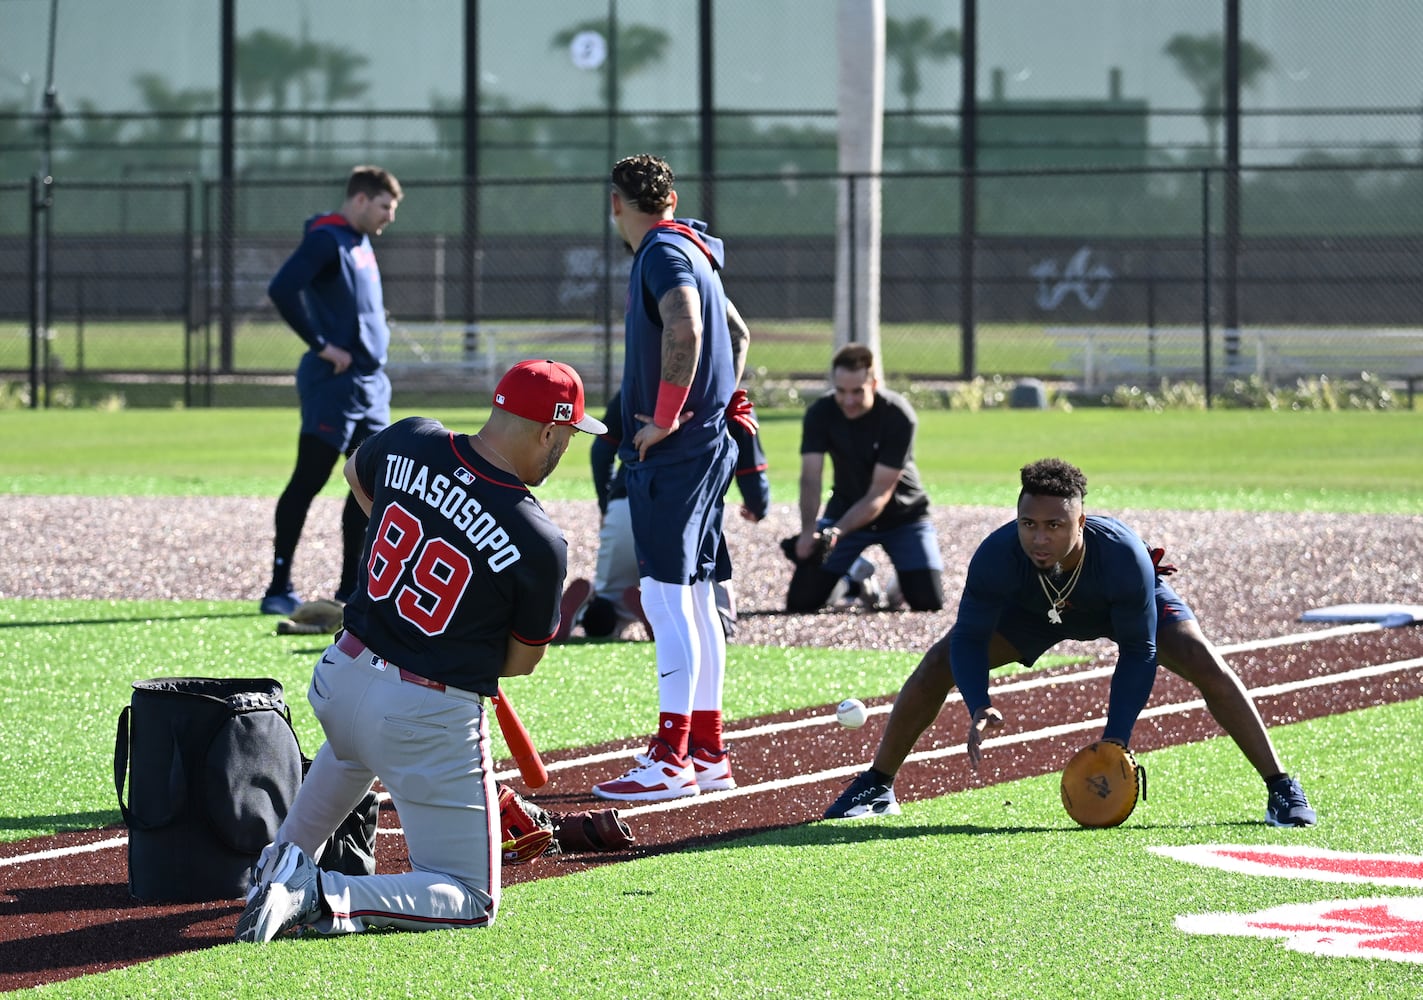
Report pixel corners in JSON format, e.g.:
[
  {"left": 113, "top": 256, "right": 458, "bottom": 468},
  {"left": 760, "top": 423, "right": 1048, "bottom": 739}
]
[
  {"left": 581, "top": 596, "right": 619, "bottom": 637},
  {"left": 897, "top": 568, "right": 945, "bottom": 612}
]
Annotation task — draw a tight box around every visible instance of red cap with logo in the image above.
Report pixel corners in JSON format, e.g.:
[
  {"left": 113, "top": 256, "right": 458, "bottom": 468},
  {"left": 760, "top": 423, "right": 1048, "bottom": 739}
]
[{"left": 493, "top": 359, "right": 607, "bottom": 434}]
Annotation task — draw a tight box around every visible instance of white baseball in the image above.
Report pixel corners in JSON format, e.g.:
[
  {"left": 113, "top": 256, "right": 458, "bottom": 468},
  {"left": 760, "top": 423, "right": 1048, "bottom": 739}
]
[{"left": 836, "top": 698, "right": 869, "bottom": 729}]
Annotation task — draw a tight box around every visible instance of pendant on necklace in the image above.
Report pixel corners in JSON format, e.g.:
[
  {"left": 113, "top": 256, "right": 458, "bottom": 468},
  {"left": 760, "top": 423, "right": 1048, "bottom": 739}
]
[{"left": 1048, "top": 605, "right": 1063, "bottom": 625}]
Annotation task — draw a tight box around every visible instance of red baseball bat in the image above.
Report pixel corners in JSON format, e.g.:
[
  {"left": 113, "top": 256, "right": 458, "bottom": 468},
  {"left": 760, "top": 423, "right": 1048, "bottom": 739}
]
[{"left": 490, "top": 687, "right": 548, "bottom": 789}]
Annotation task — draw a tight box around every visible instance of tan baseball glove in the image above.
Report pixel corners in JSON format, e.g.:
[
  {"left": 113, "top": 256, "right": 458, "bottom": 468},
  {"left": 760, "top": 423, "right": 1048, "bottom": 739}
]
[
  {"left": 1060, "top": 740, "right": 1146, "bottom": 828},
  {"left": 276, "top": 598, "right": 346, "bottom": 636}
]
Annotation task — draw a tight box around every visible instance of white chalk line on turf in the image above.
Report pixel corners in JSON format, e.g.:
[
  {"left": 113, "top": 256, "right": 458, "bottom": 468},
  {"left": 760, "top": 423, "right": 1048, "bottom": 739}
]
[
  {"left": 494, "top": 619, "right": 1387, "bottom": 784},
  {"left": 616, "top": 652, "right": 1423, "bottom": 818},
  {"left": 0, "top": 834, "right": 130, "bottom": 868},
  {"left": 2, "top": 625, "right": 1408, "bottom": 867}
]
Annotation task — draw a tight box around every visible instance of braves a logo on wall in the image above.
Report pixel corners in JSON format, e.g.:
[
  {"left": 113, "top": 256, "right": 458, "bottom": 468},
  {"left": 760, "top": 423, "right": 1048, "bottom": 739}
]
[{"left": 1150, "top": 844, "right": 1423, "bottom": 963}]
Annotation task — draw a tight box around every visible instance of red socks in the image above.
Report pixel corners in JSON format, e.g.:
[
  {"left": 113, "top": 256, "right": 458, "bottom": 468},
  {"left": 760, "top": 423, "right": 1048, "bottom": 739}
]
[
  {"left": 653, "top": 711, "right": 725, "bottom": 759},
  {"left": 656, "top": 712, "right": 692, "bottom": 760},
  {"left": 690, "top": 709, "right": 725, "bottom": 755}
]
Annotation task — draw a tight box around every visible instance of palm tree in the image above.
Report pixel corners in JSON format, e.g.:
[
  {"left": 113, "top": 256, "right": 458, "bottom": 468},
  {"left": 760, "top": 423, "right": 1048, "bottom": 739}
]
[
  {"left": 551, "top": 19, "right": 670, "bottom": 109},
  {"left": 314, "top": 46, "right": 370, "bottom": 149},
  {"left": 0, "top": 99, "right": 39, "bottom": 180},
  {"left": 1163, "top": 32, "right": 1272, "bottom": 156},
  {"left": 884, "top": 16, "right": 960, "bottom": 117},
  {"left": 132, "top": 74, "right": 216, "bottom": 146},
  {"left": 235, "top": 29, "right": 318, "bottom": 153}
]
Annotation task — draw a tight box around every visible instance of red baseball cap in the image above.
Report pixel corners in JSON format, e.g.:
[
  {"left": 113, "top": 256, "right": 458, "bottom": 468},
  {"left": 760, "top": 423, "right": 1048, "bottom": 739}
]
[{"left": 493, "top": 359, "right": 607, "bottom": 434}]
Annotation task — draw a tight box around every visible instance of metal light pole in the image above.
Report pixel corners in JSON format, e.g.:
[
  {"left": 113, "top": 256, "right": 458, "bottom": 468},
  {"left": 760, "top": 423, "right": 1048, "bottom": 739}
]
[{"left": 30, "top": 0, "right": 61, "bottom": 409}]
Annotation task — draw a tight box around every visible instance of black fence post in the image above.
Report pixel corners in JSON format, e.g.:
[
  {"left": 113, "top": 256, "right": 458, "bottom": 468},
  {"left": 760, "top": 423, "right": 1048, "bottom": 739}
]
[
  {"left": 1201, "top": 168, "right": 1214, "bottom": 410},
  {"left": 183, "top": 181, "right": 195, "bottom": 408},
  {"left": 27, "top": 174, "right": 40, "bottom": 410},
  {"left": 199, "top": 179, "right": 215, "bottom": 407},
  {"left": 959, "top": 0, "right": 978, "bottom": 380},
  {"left": 218, "top": 0, "right": 236, "bottom": 374},
  {"left": 1223, "top": 0, "right": 1242, "bottom": 365}
]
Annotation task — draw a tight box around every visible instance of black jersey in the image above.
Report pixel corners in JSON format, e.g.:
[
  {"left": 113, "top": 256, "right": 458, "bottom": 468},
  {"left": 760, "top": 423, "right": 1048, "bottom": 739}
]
[
  {"left": 800, "top": 387, "right": 930, "bottom": 531},
  {"left": 343, "top": 416, "right": 567, "bottom": 695}
]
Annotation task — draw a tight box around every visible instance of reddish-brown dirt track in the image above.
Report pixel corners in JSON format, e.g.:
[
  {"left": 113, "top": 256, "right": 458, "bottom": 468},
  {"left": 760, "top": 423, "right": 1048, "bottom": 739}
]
[{"left": 2, "top": 497, "right": 1421, "bottom": 992}]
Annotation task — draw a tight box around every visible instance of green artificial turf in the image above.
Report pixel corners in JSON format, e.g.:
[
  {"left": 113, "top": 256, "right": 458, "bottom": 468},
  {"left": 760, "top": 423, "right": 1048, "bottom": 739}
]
[
  {"left": 3, "top": 398, "right": 1420, "bottom": 998},
  {"left": 3, "top": 407, "right": 1421, "bottom": 512},
  {"left": 9, "top": 703, "right": 1418, "bottom": 1000}
]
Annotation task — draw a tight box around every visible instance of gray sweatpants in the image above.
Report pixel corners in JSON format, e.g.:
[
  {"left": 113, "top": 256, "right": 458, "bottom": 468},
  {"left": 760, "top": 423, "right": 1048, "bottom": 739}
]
[{"left": 273, "top": 641, "right": 500, "bottom": 933}]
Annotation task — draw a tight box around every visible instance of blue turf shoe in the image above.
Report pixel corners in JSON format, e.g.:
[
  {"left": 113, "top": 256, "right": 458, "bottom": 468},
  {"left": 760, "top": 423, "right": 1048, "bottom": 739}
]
[
  {"left": 1265, "top": 776, "right": 1317, "bottom": 827},
  {"left": 824, "top": 770, "right": 901, "bottom": 819},
  {"left": 259, "top": 590, "right": 301, "bottom": 616}
]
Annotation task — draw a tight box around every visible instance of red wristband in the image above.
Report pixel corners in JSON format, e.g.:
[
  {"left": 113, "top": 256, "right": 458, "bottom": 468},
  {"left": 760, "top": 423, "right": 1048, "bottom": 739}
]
[{"left": 654, "top": 379, "right": 691, "bottom": 429}]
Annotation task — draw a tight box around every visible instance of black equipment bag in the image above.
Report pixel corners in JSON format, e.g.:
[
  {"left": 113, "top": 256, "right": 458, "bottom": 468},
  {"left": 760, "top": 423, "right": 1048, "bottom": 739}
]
[
  {"left": 114, "top": 677, "right": 304, "bottom": 902},
  {"left": 114, "top": 676, "right": 382, "bottom": 902},
  {"left": 115, "top": 677, "right": 384, "bottom": 904}
]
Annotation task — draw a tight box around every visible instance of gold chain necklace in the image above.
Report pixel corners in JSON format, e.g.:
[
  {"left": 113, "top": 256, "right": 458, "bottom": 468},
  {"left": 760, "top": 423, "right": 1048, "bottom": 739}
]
[
  {"left": 1037, "top": 543, "right": 1086, "bottom": 625},
  {"left": 475, "top": 431, "right": 516, "bottom": 474}
]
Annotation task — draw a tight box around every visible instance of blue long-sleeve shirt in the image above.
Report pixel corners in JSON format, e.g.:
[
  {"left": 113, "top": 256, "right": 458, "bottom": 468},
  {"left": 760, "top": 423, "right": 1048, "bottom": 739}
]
[
  {"left": 267, "top": 212, "right": 390, "bottom": 375},
  {"left": 948, "top": 515, "right": 1159, "bottom": 744}
]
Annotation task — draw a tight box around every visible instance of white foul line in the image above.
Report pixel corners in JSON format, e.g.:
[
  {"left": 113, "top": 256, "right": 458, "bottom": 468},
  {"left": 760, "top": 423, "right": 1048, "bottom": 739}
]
[
  {"left": 0, "top": 834, "right": 130, "bottom": 868},
  {"left": 1, "top": 624, "right": 1410, "bottom": 868},
  {"left": 616, "top": 651, "right": 1423, "bottom": 818},
  {"left": 492, "top": 620, "right": 1388, "bottom": 784}
]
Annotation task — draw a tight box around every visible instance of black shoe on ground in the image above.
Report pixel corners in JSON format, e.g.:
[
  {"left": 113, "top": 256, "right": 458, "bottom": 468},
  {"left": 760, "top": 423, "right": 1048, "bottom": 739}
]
[
  {"left": 1265, "top": 776, "right": 1317, "bottom": 827},
  {"left": 824, "top": 770, "right": 901, "bottom": 819}
]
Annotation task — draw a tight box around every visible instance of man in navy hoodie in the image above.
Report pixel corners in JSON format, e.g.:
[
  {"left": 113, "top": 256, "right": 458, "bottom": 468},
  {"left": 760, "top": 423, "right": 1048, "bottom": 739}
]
[
  {"left": 591, "top": 154, "right": 752, "bottom": 802},
  {"left": 260, "top": 165, "right": 403, "bottom": 616}
]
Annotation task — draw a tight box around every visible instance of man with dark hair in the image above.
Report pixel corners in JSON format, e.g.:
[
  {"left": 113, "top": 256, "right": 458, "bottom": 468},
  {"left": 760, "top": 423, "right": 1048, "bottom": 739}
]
[
  {"left": 590, "top": 153, "right": 753, "bottom": 801},
  {"left": 784, "top": 343, "right": 945, "bottom": 613},
  {"left": 824, "top": 457, "right": 1317, "bottom": 828},
  {"left": 260, "top": 165, "right": 404, "bottom": 616}
]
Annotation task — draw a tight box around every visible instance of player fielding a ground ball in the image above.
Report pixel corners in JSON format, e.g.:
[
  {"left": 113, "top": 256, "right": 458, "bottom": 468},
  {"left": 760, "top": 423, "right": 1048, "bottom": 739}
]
[{"left": 824, "top": 458, "right": 1316, "bottom": 828}]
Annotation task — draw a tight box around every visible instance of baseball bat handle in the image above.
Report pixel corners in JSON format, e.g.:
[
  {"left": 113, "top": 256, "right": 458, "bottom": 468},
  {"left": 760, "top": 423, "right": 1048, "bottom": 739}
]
[{"left": 491, "top": 688, "right": 548, "bottom": 789}]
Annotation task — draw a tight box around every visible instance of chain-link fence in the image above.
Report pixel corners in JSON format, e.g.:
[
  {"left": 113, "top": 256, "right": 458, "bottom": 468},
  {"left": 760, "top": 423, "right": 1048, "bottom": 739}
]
[{"left": 4, "top": 163, "right": 1423, "bottom": 408}]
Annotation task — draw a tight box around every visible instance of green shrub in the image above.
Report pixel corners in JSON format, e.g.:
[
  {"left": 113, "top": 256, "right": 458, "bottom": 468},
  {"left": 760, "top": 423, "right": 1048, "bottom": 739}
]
[{"left": 1102, "top": 372, "right": 1402, "bottom": 411}]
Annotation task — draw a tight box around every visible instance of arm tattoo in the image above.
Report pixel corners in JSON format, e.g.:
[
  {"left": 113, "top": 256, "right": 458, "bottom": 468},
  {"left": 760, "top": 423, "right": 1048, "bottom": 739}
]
[{"left": 658, "top": 286, "right": 703, "bottom": 384}]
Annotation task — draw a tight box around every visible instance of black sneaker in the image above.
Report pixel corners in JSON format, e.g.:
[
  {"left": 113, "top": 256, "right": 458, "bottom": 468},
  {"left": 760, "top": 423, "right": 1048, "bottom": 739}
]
[
  {"left": 824, "top": 770, "right": 901, "bottom": 819},
  {"left": 1265, "top": 776, "right": 1317, "bottom": 827},
  {"left": 259, "top": 590, "right": 301, "bottom": 617}
]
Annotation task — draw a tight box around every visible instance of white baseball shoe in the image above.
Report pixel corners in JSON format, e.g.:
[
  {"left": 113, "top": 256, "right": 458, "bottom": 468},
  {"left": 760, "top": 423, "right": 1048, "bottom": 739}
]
[{"left": 592, "top": 740, "right": 698, "bottom": 802}]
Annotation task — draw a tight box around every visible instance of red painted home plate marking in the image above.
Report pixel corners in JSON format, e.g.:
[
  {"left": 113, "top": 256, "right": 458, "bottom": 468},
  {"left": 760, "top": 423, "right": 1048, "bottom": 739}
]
[
  {"left": 1174, "top": 897, "right": 1423, "bottom": 963},
  {"left": 1151, "top": 844, "right": 1423, "bottom": 888},
  {"left": 1154, "top": 844, "right": 1423, "bottom": 963}
]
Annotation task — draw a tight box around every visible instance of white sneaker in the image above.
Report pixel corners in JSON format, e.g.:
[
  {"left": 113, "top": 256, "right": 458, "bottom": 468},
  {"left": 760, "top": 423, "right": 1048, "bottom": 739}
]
[
  {"left": 235, "top": 842, "right": 322, "bottom": 943},
  {"left": 859, "top": 574, "right": 889, "bottom": 611},
  {"left": 592, "top": 742, "right": 698, "bottom": 802},
  {"left": 690, "top": 747, "right": 737, "bottom": 792}
]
